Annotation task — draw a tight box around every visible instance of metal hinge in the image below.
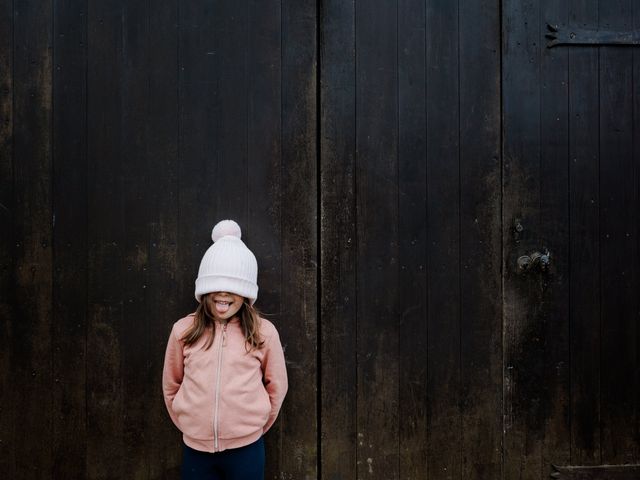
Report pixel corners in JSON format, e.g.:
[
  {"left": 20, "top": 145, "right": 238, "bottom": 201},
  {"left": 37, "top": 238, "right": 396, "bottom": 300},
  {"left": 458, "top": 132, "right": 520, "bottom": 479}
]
[
  {"left": 546, "top": 23, "right": 640, "bottom": 48},
  {"left": 550, "top": 463, "right": 640, "bottom": 479}
]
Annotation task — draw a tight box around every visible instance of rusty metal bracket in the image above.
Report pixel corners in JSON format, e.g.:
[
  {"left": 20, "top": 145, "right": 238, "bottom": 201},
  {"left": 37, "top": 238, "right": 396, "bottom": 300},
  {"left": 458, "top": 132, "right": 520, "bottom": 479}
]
[
  {"left": 546, "top": 23, "right": 640, "bottom": 48},
  {"left": 550, "top": 463, "right": 640, "bottom": 479}
]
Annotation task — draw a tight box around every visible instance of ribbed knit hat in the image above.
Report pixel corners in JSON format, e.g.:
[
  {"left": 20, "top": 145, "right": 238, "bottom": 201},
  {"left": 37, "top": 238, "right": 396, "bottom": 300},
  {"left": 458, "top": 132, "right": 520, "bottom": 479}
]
[{"left": 194, "top": 219, "right": 259, "bottom": 305}]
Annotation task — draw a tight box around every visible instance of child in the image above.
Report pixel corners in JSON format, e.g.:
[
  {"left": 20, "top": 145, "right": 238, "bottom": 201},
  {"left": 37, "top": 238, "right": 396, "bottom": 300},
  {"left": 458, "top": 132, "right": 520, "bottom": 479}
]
[{"left": 162, "top": 219, "right": 288, "bottom": 480}]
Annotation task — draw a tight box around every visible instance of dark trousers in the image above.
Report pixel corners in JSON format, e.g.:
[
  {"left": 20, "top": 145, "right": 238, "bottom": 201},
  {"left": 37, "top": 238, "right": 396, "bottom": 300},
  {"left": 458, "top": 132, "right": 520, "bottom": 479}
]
[{"left": 181, "top": 436, "right": 265, "bottom": 480}]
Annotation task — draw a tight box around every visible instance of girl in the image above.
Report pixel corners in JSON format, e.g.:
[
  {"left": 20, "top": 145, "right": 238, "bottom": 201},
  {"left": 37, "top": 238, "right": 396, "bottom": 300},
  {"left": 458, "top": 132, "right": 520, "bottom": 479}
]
[{"left": 162, "top": 219, "right": 288, "bottom": 480}]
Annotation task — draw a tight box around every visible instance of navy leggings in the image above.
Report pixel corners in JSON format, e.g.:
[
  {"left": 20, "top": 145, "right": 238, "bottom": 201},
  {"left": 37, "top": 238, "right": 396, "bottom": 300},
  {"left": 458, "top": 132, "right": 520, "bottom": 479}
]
[{"left": 181, "top": 436, "right": 265, "bottom": 480}]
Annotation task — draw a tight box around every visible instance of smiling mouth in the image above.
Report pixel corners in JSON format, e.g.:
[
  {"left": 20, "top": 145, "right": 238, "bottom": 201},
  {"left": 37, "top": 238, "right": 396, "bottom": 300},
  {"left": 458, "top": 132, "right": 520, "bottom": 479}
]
[{"left": 213, "top": 299, "right": 233, "bottom": 314}]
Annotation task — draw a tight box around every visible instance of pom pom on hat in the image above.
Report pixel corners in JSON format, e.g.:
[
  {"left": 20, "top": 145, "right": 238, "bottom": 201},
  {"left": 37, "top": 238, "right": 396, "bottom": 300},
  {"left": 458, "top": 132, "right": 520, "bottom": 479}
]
[{"left": 212, "top": 219, "right": 242, "bottom": 242}]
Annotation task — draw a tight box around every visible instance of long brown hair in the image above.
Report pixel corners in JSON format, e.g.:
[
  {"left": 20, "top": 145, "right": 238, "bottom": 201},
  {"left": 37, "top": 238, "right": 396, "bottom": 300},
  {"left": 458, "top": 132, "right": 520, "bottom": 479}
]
[{"left": 181, "top": 293, "right": 265, "bottom": 351}]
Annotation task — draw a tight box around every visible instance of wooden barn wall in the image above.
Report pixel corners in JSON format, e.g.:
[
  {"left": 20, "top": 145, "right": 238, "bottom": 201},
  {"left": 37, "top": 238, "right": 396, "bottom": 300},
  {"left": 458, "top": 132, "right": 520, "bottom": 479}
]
[
  {"left": 320, "top": 0, "right": 502, "bottom": 479},
  {"left": 0, "top": 0, "right": 317, "bottom": 478},
  {"left": 1, "top": 0, "right": 640, "bottom": 479}
]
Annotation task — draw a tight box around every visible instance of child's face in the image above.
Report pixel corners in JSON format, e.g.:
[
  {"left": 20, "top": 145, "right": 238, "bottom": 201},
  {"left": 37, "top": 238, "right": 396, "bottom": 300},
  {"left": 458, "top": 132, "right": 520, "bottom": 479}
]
[{"left": 206, "top": 291, "right": 244, "bottom": 321}]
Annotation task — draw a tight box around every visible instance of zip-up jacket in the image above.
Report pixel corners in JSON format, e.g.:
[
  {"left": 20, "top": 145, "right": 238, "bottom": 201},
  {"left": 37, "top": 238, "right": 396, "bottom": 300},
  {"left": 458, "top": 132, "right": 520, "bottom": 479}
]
[{"left": 162, "top": 313, "right": 288, "bottom": 452}]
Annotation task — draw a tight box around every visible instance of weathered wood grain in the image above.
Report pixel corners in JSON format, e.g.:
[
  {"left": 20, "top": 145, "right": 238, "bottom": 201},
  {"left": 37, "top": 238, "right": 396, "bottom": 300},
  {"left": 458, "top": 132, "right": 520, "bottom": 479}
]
[
  {"left": 426, "top": 0, "right": 462, "bottom": 478},
  {"left": 52, "top": 0, "right": 88, "bottom": 476},
  {"left": 598, "top": 0, "right": 637, "bottom": 465},
  {"left": 121, "top": 1, "right": 153, "bottom": 477},
  {"left": 319, "top": 0, "right": 358, "bottom": 478},
  {"left": 246, "top": 0, "right": 284, "bottom": 477},
  {"left": 502, "top": 0, "right": 546, "bottom": 478},
  {"left": 539, "top": 0, "right": 571, "bottom": 474},
  {"left": 216, "top": 0, "right": 249, "bottom": 220},
  {"left": 0, "top": 0, "right": 14, "bottom": 475},
  {"left": 12, "top": 0, "right": 54, "bottom": 477},
  {"left": 459, "top": 0, "right": 503, "bottom": 478},
  {"left": 356, "top": 0, "right": 399, "bottom": 479},
  {"left": 281, "top": 0, "right": 318, "bottom": 477},
  {"left": 145, "top": 0, "right": 181, "bottom": 476},
  {"left": 86, "top": 0, "right": 126, "bottom": 476},
  {"left": 568, "top": 0, "right": 601, "bottom": 466},
  {"left": 398, "top": 0, "right": 428, "bottom": 477}
]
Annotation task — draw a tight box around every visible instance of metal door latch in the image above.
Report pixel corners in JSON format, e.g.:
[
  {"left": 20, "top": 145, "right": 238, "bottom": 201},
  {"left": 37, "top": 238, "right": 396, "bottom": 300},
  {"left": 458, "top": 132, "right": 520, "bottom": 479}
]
[{"left": 517, "top": 248, "right": 551, "bottom": 274}]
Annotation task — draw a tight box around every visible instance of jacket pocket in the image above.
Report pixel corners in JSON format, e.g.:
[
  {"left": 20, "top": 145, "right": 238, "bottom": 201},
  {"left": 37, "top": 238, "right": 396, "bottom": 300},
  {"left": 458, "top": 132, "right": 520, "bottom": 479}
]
[
  {"left": 219, "top": 384, "right": 271, "bottom": 439},
  {"left": 172, "top": 384, "right": 213, "bottom": 440}
]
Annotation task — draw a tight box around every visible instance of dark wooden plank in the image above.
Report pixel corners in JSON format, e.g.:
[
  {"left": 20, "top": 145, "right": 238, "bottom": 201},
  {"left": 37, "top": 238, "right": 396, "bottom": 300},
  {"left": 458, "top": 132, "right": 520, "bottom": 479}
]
[
  {"left": 215, "top": 0, "right": 248, "bottom": 220},
  {"left": 355, "top": 0, "right": 399, "bottom": 478},
  {"left": 280, "top": 0, "right": 318, "bottom": 477},
  {"left": 12, "top": 0, "right": 54, "bottom": 476},
  {"left": 145, "top": 0, "right": 181, "bottom": 477},
  {"left": 121, "top": 0, "right": 151, "bottom": 476},
  {"left": 397, "top": 0, "right": 427, "bottom": 477},
  {"left": 502, "top": 0, "right": 545, "bottom": 478},
  {"left": 458, "top": 0, "right": 502, "bottom": 478},
  {"left": 52, "top": 0, "right": 88, "bottom": 477},
  {"left": 86, "top": 0, "right": 125, "bottom": 476},
  {"left": 539, "top": 0, "right": 571, "bottom": 475},
  {"left": 176, "top": 0, "right": 220, "bottom": 318},
  {"left": 634, "top": 2, "right": 640, "bottom": 466},
  {"left": 172, "top": 0, "right": 220, "bottom": 472},
  {"left": 319, "top": 0, "right": 358, "bottom": 478},
  {"left": 0, "top": 0, "right": 14, "bottom": 475},
  {"left": 245, "top": 0, "right": 283, "bottom": 477},
  {"left": 172, "top": 1, "right": 223, "bottom": 473},
  {"left": 568, "top": 0, "right": 601, "bottom": 466},
  {"left": 425, "top": 0, "right": 462, "bottom": 477},
  {"left": 598, "top": 0, "right": 637, "bottom": 465}
]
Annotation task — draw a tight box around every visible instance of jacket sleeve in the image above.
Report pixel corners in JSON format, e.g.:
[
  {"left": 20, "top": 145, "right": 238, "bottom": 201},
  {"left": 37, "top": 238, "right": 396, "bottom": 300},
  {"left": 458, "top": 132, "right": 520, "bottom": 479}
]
[
  {"left": 162, "top": 325, "right": 184, "bottom": 429},
  {"left": 261, "top": 328, "right": 288, "bottom": 434}
]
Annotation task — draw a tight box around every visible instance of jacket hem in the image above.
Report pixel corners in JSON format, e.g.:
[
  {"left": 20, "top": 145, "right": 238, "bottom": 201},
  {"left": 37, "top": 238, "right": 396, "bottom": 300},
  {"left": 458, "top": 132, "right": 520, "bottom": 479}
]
[{"left": 182, "top": 429, "right": 263, "bottom": 453}]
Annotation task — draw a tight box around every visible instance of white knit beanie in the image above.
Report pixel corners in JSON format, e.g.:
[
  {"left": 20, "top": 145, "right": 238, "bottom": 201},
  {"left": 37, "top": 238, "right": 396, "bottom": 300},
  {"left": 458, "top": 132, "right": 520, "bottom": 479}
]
[{"left": 194, "top": 219, "right": 259, "bottom": 305}]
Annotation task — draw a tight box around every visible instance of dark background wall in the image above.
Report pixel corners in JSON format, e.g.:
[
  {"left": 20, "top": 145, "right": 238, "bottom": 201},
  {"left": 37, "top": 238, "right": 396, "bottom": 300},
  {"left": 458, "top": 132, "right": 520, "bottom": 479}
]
[{"left": 1, "top": 0, "right": 638, "bottom": 479}]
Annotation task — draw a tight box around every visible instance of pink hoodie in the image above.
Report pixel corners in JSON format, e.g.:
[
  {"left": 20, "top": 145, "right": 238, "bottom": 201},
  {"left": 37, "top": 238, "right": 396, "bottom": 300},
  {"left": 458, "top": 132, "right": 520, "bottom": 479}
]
[{"left": 162, "top": 313, "right": 288, "bottom": 452}]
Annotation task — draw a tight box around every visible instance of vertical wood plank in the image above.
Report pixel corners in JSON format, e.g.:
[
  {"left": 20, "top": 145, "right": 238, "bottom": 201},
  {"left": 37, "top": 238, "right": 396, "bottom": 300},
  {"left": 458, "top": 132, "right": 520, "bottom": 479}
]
[
  {"left": 0, "top": 0, "right": 14, "bottom": 475},
  {"left": 216, "top": 0, "right": 249, "bottom": 220},
  {"left": 539, "top": 0, "right": 571, "bottom": 475},
  {"left": 502, "top": 0, "right": 544, "bottom": 478},
  {"left": 52, "top": 0, "right": 88, "bottom": 477},
  {"left": 634, "top": 2, "right": 640, "bottom": 465},
  {"left": 87, "top": 0, "right": 125, "bottom": 476},
  {"left": 568, "top": 0, "right": 601, "bottom": 466},
  {"left": 398, "top": 0, "right": 427, "bottom": 476},
  {"left": 146, "top": 0, "right": 181, "bottom": 476},
  {"left": 319, "top": 0, "right": 358, "bottom": 478},
  {"left": 458, "top": 0, "right": 503, "bottom": 478},
  {"left": 426, "top": 0, "right": 461, "bottom": 477},
  {"left": 281, "top": 0, "right": 318, "bottom": 477},
  {"left": 598, "top": 0, "right": 637, "bottom": 465},
  {"left": 176, "top": 0, "right": 220, "bottom": 319},
  {"left": 12, "top": 0, "right": 54, "bottom": 476},
  {"left": 121, "top": 0, "right": 151, "bottom": 476},
  {"left": 355, "top": 0, "right": 399, "bottom": 478},
  {"left": 174, "top": 0, "right": 226, "bottom": 470},
  {"left": 246, "top": 0, "right": 283, "bottom": 477}
]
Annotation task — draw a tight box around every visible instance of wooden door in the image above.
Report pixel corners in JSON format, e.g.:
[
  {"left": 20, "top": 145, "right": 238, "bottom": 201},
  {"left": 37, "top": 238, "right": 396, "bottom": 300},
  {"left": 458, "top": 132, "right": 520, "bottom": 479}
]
[{"left": 502, "top": 0, "right": 639, "bottom": 478}]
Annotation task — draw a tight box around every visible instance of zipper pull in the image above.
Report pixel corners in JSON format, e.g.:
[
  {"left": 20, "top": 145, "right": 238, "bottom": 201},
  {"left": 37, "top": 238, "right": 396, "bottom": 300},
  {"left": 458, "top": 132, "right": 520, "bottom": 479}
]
[{"left": 222, "top": 324, "right": 227, "bottom": 347}]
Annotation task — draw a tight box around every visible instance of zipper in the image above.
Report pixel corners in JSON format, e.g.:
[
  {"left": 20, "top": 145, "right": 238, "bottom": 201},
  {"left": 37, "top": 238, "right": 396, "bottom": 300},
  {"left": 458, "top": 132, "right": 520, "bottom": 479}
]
[{"left": 213, "top": 320, "right": 227, "bottom": 451}]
